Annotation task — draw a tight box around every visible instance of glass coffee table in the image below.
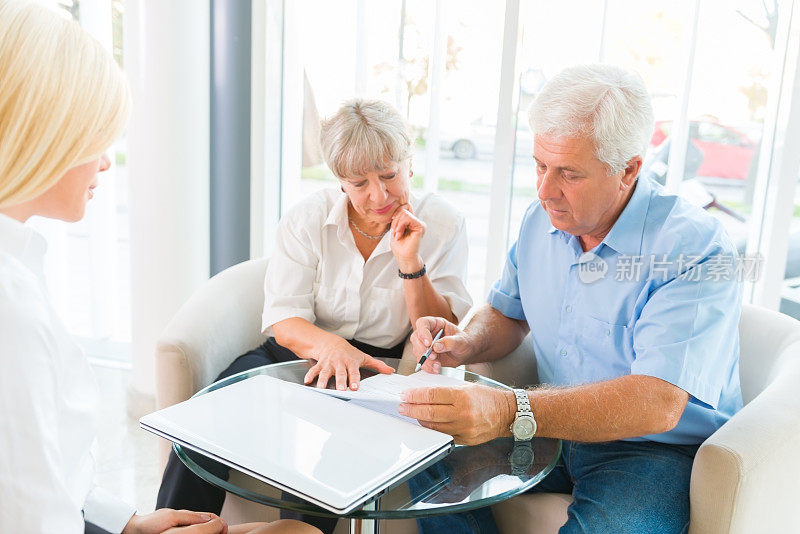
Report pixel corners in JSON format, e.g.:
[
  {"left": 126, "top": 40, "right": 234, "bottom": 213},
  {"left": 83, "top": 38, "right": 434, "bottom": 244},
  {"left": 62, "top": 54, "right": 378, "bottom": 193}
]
[{"left": 172, "top": 360, "right": 561, "bottom": 534}]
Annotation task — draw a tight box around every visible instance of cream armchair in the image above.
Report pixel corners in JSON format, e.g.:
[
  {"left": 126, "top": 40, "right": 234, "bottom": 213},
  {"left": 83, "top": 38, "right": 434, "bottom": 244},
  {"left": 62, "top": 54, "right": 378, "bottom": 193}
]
[
  {"left": 469, "top": 303, "right": 800, "bottom": 534},
  {"left": 155, "top": 258, "right": 800, "bottom": 533}
]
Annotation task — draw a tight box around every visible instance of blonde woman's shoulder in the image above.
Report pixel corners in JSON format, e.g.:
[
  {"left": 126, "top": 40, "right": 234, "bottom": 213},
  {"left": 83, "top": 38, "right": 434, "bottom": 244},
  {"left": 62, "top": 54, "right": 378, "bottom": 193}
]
[{"left": 0, "top": 252, "right": 51, "bottom": 334}]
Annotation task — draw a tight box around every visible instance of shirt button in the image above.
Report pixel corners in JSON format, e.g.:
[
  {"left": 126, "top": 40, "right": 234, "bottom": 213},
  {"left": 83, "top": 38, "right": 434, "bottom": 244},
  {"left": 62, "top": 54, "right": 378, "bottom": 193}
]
[
  {"left": 565, "top": 305, "right": 573, "bottom": 313},
  {"left": 560, "top": 349, "right": 567, "bottom": 357},
  {"left": 605, "top": 329, "right": 611, "bottom": 336}
]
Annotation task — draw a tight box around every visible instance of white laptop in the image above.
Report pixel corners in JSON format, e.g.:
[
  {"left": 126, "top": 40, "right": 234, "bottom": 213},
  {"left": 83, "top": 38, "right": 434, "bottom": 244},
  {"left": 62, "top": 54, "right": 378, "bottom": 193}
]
[{"left": 140, "top": 374, "right": 454, "bottom": 514}]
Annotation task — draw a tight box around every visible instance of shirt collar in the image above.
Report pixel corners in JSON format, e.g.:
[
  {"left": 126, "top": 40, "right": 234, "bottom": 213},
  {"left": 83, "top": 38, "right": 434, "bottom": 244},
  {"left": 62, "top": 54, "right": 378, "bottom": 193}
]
[
  {"left": 546, "top": 219, "right": 573, "bottom": 248},
  {"left": 545, "top": 176, "right": 652, "bottom": 255},
  {"left": 601, "top": 175, "right": 652, "bottom": 256},
  {"left": 324, "top": 189, "right": 421, "bottom": 255},
  {"left": 0, "top": 212, "right": 48, "bottom": 274},
  {"left": 324, "top": 191, "right": 351, "bottom": 244}
]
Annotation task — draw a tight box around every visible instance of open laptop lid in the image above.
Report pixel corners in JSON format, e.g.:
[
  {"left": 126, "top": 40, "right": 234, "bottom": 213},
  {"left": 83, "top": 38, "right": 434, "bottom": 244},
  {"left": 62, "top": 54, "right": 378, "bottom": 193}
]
[{"left": 140, "top": 374, "right": 454, "bottom": 514}]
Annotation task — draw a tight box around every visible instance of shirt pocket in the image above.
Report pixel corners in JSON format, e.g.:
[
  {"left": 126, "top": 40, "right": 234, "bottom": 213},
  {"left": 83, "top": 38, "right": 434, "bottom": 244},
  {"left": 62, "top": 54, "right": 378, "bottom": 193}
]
[
  {"left": 578, "top": 315, "right": 635, "bottom": 379},
  {"left": 313, "top": 282, "right": 346, "bottom": 330}
]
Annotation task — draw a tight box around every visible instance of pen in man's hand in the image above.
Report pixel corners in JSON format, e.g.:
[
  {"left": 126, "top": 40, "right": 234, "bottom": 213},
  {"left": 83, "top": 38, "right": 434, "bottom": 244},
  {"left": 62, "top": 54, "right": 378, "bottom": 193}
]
[{"left": 415, "top": 328, "right": 444, "bottom": 371}]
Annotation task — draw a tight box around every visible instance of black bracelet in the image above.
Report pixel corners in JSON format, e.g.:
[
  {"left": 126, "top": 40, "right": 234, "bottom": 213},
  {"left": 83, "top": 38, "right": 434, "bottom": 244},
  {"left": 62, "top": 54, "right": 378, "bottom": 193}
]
[{"left": 398, "top": 264, "right": 426, "bottom": 279}]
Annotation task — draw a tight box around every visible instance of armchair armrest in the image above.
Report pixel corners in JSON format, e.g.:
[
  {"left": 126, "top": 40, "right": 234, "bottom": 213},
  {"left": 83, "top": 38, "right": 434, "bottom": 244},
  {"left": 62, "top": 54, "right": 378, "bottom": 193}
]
[
  {"left": 466, "top": 335, "right": 539, "bottom": 388},
  {"left": 689, "top": 347, "right": 800, "bottom": 534},
  {"left": 457, "top": 305, "right": 539, "bottom": 387}
]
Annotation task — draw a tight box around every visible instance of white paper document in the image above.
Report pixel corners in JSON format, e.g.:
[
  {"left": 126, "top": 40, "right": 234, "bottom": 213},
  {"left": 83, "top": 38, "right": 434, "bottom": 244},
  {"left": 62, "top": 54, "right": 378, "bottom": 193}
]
[{"left": 311, "top": 371, "right": 469, "bottom": 424}]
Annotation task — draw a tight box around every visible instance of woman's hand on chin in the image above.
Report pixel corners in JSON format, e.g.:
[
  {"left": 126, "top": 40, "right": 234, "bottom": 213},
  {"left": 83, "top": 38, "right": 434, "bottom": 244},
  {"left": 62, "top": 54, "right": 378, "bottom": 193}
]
[
  {"left": 390, "top": 203, "right": 426, "bottom": 272},
  {"left": 303, "top": 335, "right": 395, "bottom": 391}
]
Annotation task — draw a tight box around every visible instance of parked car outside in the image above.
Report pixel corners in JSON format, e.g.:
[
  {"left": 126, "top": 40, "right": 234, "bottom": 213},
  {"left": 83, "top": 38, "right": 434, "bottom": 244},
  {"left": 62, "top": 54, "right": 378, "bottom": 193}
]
[
  {"left": 440, "top": 115, "right": 533, "bottom": 160},
  {"left": 650, "top": 120, "right": 757, "bottom": 180}
]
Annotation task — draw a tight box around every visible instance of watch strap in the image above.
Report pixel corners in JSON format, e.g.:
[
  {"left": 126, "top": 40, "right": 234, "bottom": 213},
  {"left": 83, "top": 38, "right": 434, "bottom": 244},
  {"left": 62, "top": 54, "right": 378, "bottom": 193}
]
[
  {"left": 398, "top": 264, "right": 426, "bottom": 279},
  {"left": 514, "top": 388, "right": 531, "bottom": 416}
]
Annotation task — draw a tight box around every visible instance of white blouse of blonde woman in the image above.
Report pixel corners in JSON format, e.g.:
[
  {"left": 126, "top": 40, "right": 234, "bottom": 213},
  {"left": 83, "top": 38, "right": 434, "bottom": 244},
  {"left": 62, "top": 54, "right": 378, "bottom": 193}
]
[
  {"left": 0, "top": 2, "right": 320, "bottom": 534},
  {"left": 264, "top": 99, "right": 471, "bottom": 392}
]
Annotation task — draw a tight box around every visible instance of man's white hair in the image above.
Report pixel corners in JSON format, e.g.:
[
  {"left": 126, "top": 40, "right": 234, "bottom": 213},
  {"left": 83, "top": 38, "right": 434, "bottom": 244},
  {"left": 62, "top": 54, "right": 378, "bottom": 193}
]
[{"left": 529, "top": 64, "right": 654, "bottom": 174}]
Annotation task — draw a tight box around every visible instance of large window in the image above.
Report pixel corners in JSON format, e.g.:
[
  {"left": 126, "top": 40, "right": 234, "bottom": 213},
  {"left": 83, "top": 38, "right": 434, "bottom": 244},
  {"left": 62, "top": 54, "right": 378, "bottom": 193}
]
[
  {"left": 509, "top": 1, "right": 774, "bottom": 243},
  {"left": 279, "top": 0, "right": 506, "bottom": 302},
  {"left": 501, "top": 0, "right": 796, "bottom": 319},
  {"left": 258, "top": 0, "right": 800, "bottom": 313},
  {"left": 36, "top": 0, "right": 800, "bottom": 359},
  {"left": 32, "top": 0, "right": 131, "bottom": 363}
]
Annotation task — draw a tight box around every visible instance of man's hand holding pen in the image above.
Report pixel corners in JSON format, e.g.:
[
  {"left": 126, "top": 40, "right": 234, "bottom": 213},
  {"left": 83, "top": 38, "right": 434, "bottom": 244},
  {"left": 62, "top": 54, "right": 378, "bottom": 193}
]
[
  {"left": 403, "top": 315, "right": 516, "bottom": 446},
  {"left": 410, "top": 316, "right": 474, "bottom": 373}
]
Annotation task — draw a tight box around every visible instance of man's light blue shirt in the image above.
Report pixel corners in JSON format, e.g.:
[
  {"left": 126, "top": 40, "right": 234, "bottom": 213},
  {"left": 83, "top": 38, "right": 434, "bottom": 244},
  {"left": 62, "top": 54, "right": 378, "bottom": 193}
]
[{"left": 488, "top": 176, "right": 743, "bottom": 444}]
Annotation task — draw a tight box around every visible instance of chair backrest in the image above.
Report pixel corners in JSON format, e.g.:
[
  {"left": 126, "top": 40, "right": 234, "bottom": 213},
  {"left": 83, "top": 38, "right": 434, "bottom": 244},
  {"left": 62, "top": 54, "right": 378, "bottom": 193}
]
[
  {"left": 158, "top": 258, "right": 270, "bottom": 392},
  {"left": 738, "top": 303, "right": 800, "bottom": 404}
]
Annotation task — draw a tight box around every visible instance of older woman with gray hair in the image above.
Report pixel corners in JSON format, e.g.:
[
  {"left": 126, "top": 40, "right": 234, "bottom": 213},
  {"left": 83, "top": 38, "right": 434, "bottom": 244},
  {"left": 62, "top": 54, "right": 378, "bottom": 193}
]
[{"left": 157, "top": 98, "right": 472, "bottom": 532}]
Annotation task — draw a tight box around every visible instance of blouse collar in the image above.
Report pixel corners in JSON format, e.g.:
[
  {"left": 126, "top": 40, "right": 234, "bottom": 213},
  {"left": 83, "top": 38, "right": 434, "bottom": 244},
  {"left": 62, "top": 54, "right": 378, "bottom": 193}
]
[{"left": 0, "top": 212, "right": 48, "bottom": 275}]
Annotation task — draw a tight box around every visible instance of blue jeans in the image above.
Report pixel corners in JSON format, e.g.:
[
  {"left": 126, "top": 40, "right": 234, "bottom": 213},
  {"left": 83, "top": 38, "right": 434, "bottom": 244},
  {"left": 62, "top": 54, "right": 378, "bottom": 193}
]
[
  {"left": 532, "top": 440, "right": 698, "bottom": 533},
  {"left": 415, "top": 439, "right": 698, "bottom": 534}
]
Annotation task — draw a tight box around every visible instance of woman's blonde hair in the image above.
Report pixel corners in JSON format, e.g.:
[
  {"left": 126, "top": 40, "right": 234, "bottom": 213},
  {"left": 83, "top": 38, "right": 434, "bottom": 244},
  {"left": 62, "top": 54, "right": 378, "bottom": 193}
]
[
  {"left": 320, "top": 99, "right": 412, "bottom": 179},
  {"left": 0, "top": 0, "right": 131, "bottom": 208}
]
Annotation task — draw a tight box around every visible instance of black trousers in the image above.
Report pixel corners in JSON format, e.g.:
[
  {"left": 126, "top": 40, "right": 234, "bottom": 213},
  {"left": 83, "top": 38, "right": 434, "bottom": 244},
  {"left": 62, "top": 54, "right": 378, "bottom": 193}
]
[
  {"left": 85, "top": 522, "right": 112, "bottom": 534},
  {"left": 156, "top": 336, "right": 404, "bottom": 534}
]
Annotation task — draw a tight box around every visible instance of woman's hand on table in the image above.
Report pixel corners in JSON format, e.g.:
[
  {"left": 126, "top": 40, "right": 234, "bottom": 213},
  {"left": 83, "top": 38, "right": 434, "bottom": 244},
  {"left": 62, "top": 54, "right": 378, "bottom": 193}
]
[
  {"left": 303, "top": 335, "right": 394, "bottom": 391},
  {"left": 122, "top": 510, "right": 228, "bottom": 534},
  {"left": 390, "top": 202, "right": 426, "bottom": 274}
]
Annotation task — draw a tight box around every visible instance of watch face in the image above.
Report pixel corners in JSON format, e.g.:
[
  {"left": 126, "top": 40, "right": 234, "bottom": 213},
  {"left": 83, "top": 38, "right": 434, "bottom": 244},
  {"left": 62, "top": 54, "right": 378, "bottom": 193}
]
[{"left": 513, "top": 417, "right": 535, "bottom": 439}]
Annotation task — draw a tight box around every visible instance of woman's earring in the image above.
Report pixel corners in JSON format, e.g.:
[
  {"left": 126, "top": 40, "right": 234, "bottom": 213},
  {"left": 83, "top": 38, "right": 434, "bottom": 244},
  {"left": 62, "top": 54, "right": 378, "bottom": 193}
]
[
  {"left": 410, "top": 170, "right": 414, "bottom": 177},
  {"left": 341, "top": 186, "right": 345, "bottom": 193}
]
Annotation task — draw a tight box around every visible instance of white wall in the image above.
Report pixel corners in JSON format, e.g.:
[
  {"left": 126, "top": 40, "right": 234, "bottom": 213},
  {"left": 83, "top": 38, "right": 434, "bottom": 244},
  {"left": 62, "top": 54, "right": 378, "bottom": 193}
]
[{"left": 124, "top": 0, "right": 211, "bottom": 417}]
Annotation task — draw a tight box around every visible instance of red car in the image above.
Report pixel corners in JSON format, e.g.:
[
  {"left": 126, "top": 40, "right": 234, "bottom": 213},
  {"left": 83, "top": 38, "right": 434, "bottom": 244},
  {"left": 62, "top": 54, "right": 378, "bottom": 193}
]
[{"left": 650, "top": 120, "right": 757, "bottom": 180}]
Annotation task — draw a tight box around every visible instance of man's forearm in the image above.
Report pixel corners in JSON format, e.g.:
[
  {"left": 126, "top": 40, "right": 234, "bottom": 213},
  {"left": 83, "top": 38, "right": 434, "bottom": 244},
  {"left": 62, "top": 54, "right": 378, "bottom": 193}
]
[
  {"left": 462, "top": 304, "right": 529, "bottom": 364},
  {"left": 501, "top": 375, "right": 689, "bottom": 442}
]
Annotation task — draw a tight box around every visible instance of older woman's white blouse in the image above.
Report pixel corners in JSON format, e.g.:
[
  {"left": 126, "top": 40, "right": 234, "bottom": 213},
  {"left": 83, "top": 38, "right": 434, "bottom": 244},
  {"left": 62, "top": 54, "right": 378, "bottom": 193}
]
[
  {"left": 262, "top": 189, "right": 472, "bottom": 347},
  {"left": 0, "top": 214, "right": 135, "bottom": 533}
]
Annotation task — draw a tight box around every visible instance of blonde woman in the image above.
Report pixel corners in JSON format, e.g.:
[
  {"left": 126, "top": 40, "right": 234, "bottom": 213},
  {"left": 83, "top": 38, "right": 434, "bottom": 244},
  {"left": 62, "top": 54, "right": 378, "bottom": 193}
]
[{"left": 0, "top": 2, "right": 320, "bottom": 534}]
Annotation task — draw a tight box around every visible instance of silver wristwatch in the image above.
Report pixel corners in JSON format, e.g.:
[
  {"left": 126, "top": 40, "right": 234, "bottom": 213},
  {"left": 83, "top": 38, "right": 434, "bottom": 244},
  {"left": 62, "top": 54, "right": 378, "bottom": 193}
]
[{"left": 510, "top": 388, "right": 537, "bottom": 441}]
